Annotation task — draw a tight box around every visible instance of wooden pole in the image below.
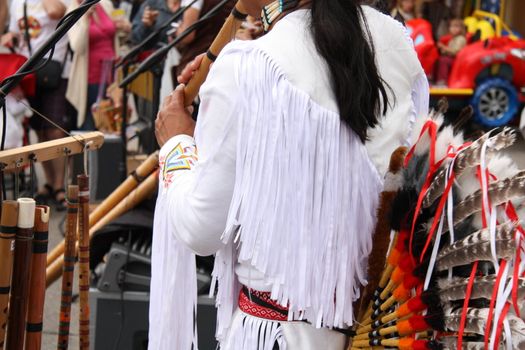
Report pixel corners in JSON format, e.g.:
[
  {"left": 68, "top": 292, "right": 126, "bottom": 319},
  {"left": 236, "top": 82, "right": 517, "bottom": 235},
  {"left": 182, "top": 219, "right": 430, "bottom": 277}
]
[
  {"left": 46, "top": 171, "right": 158, "bottom": 287},
  {"left": 0, "top": 132, "right": 104, "bottom": 171},
  {"left": 46, "top": 151, "right": 159, "bottom": 268},
  {"left": 77, "top": 175, "right": 90, "bottom": 350},
  {"left": 183, "top": 1, "right": 247, "bottom": 105},
  {"left": 0, "top": 201, "right": 18, "bottom": 348},
  {"left": 89, "top": 171, "right": 158, "bottom": 233},
  {"left": 57, "top": 186, "right": 78, "bottom": 350},
  {"left": 6, "top": 198, "right": 36, "bottom": 350},
  {"left": 25, "top": 205, "right": 50, "bottom": 350}
]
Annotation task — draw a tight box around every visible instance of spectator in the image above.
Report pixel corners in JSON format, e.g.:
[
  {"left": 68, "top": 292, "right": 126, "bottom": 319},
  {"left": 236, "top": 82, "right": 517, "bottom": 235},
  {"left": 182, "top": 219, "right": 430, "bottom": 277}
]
[
  {"left": 142, "top": 0, "right": 203, "bottom": 110},
  {"left": 131, "top": 0, "right": 203, "bottom": 49},
  {"left": 175, "top": 0, "right": 232, "bottom": 76},
  {"left": 391, "top": 0, "right": 416, "bottom": 22},
  {"left": 434, "top": 18, "right": 467, "bottom": 85},
  {"left": 66, "top": 0, "right": 131, "bottom": 130},
  {"left": 420, "top": 0, "right": 451, "bottom": 40},
  {"left": 235, "top": 16, "right": 262, "bottom": 41},
  {"left": 0, "top": 0, "right": 7, "bottom": 33},
  {"left": 1, "top": 0, "right": 72, "bottom": 209}
]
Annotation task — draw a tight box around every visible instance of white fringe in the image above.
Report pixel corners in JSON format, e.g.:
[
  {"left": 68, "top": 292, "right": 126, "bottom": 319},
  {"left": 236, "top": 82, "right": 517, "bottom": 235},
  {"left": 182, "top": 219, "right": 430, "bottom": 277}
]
[
  {"left": 212, "top": 43, "right": 383, "bottom": 344},
  {"left": 223, "top": 313, "right": 286, "bottom": 350},
  {"left": 149, "top": 178, "right": 198, "bottom": 350}
]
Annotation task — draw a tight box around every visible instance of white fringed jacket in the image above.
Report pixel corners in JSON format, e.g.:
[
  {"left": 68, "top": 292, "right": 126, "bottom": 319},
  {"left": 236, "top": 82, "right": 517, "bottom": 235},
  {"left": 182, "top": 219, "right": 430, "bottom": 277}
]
[{"left": 149, "top": 6, "right": 429, "bottom": 349}]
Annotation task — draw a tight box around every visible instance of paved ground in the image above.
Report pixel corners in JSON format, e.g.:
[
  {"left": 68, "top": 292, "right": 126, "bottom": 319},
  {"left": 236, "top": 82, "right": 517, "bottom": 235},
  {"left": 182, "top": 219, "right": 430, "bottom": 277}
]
[{"left": 34, "top": 128, "right": 525, "bottom": 349}]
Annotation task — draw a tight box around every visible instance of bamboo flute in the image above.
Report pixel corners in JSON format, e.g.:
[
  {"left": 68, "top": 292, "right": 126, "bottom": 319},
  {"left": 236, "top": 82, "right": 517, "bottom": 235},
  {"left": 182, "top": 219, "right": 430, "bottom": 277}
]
[
  {"left": 57, "top": 186, "right": 78, "bottom": 350},
  {"left": 46, "top": 151, "right": 159, "bottom": 268},
  {"left": 25, "top": 205, "right": 50, "bottom": 350},
  {"left": 77, "top": 175, "right": 90, "bottom": 350},
  {"left": 5, "top": 198, "right": 36, "bottom": 350},
  {"left": 88, "top": 171, "right": 157, "bottom": 233},
  {"left": 0, "top": 200, "right": 19, "bottom": 348},
  {"left": 183, "top": 0, "right": 247, "bottom": 105},
  {"left": 46, "top": 171, "right": 158, "bottom": 287}
]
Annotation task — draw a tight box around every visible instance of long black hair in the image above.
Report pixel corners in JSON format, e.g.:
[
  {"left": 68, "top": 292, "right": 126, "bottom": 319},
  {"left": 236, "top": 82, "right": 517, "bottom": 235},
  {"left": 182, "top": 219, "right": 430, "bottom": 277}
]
[{"left": 311, "top": 0, "right": 389, "bottom": 143}]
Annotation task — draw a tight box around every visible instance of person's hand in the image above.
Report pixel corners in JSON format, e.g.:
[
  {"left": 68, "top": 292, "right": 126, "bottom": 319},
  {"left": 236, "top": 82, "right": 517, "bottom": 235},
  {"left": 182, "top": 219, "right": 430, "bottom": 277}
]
[
  {"left": 248, "top": 19, "right": 263, "bottom": 38},
  {"left": 142, "top": 6, "right": 159, "bottom": 27},
  {"left": 177, "top": 53, "right": 205, "bottom": 84},
  {"left": 155, "top": 84, "right": 196, "bottom": 147},
  {"left": 235, "top": 28, "right": 252, "bottom": 40},
  {"left": 1, "top": 32, "right": 18, "bottom": 49},
  {"left": 114, "top": 18, "right": 131, "bottom": 32}
]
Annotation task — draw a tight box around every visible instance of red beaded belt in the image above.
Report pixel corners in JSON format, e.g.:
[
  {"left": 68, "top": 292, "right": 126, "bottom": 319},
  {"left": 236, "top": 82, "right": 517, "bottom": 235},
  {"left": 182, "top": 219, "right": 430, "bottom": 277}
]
[{"left": 238, "top": 286, "right": 289, "bottom": 321}]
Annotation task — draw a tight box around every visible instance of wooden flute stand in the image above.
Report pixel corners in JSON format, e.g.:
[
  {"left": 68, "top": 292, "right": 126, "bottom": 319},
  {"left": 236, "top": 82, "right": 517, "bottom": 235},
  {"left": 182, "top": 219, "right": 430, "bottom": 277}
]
[
  {"left": 0, "top": 132, "right": 103, "bottom": 350},
  {"left": 0, "top": 132, "right": 104, "bottom": 170}
]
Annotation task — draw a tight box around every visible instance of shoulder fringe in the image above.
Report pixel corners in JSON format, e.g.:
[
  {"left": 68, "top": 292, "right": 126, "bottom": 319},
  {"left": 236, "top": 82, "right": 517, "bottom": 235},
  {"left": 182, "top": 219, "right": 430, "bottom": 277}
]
[{"left": 212, "top": 43, "right": 383, "bottom": 344}]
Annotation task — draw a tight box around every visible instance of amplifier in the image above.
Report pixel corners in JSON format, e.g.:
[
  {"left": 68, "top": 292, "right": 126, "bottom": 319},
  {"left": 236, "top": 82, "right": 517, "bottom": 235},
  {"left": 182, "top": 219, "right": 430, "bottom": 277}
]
[
  {"left": 90, "top": 290, "right": 218, "bottom": 350},
  {"left": 72, "top": 133, "right": 125, "bottom": 200}
]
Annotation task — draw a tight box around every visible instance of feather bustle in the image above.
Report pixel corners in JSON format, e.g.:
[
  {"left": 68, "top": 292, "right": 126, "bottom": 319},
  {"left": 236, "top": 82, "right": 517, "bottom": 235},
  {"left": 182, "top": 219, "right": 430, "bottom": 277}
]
[
  {"left": 450, "top": 172, "right": 525, "bottom": 228},
  {"left": 423, "top": 128, "right": 516, "bottom": 209},
  {"left": 436, "top": 222, "right": 518, "bottom": 271}
]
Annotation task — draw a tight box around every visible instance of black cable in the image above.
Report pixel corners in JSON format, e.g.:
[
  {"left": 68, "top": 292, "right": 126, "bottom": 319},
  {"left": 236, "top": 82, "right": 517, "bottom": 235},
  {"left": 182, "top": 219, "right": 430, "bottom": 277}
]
[
  {"left": 112, "top": 229, "right": 133, "bottom": 350},
  {"left": 0, "top": 0, "right": 95, "bottom": 87},
  {"left": 0, "top": 0, "right": 100, "bottom": 94},
  {"left": 29, "top": 155, "right": 36, "bottom": 198},
  {"left": 0, "top": 102, "right": 5, "bottom": 203},
  {"left": 1, "top": 100, "right": 6, "bottom": 151},
  {"left": 116, "top": 0, "right": 198, "bottom": 68},
  {"left": 119, "top": 0, "right": 232, "bottom": 88}
]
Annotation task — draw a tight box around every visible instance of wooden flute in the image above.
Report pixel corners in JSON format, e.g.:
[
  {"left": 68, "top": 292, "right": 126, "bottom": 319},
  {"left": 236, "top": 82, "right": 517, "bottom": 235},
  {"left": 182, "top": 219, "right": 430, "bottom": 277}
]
[
  {"left": 46, "top": 167, "right": 159, "bottom": 287},
  {"left": 46, "top": 151, "right": 159, "bottom": 270},
  {"left": 57, "top": 185, "right": 78, "bottom": 350},
  {"left": 6, "top": 198, "right": 36, "bottom": 350},
  {"left": 183, "top": 0, "right": 248, "bottom": 105},
  {"left": 25, "top": 205, "right": 51, "bottom": 350},
  {"left": 77, "top": 175, "right": 90, "bottom": 350},
  {"left": 0, "top": 200, "right": 19, "bottom": 348}
]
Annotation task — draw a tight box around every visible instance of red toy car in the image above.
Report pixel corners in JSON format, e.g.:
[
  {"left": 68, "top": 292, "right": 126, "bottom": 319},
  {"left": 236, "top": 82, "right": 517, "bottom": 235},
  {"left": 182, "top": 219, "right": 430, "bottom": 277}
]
[{"left": 406, "top": 17, "right": 525, "bottom": 127}]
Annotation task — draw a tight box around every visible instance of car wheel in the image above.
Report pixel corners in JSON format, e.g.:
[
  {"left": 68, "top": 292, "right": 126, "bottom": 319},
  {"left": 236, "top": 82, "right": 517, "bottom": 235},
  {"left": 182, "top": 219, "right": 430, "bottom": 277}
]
[{"left": 472, "top": 78, "right": 519, "bottom": 127}]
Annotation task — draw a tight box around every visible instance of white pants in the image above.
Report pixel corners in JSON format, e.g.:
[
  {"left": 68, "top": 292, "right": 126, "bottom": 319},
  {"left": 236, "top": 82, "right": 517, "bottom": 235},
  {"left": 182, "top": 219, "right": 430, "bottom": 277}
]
[{"left": 222, "top": 310, "right": 348, "bottom": 350}]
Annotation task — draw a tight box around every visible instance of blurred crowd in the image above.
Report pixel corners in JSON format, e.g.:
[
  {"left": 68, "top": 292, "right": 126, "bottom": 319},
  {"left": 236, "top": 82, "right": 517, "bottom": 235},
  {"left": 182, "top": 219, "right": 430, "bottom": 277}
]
[
  {"left": 0, "top": 0, "right": 463, "bottom": 205},
  {"left": 0, "top": 0, "right": 261, "bottom": 208}
]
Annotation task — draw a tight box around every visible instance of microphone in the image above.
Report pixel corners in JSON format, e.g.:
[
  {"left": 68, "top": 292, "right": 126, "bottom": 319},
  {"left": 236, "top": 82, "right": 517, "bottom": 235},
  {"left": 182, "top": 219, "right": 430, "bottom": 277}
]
[
  {"left": 115, "top": 0, "right": 198, "bottom": 68},
  {"left": 119, "top": 0, "right": 233, "bottom": 88}
]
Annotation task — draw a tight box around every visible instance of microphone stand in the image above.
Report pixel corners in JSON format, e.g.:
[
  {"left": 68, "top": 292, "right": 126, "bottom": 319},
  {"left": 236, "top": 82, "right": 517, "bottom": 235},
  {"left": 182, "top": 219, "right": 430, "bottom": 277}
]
[
  {"left": 116, "top": 0, "right": 197, "bottom": 68},
  {"left": 116, "top": 0, "right": 197, "bottom": 165},
  {"left": 119, "top": 0, "right": 232, "bottom": 154},
  {"left": 119, "top": 0, "right": 232, "bottom": 89}
]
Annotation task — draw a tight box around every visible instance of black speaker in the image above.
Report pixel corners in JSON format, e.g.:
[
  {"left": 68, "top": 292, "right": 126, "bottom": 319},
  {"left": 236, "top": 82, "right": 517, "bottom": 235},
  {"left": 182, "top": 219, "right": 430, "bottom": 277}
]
[
  {"left": 72, "top": 132, "right": 125, "bottom": 200},
  {"left": 90, "top": 290, "right": 218, "bottom": 350}
]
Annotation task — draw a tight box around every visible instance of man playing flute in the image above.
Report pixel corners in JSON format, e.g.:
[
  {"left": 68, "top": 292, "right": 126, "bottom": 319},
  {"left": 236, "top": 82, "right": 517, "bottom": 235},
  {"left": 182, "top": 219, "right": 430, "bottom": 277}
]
[{"left": 151, "top": 0, "right": 428, "bottom": 348}]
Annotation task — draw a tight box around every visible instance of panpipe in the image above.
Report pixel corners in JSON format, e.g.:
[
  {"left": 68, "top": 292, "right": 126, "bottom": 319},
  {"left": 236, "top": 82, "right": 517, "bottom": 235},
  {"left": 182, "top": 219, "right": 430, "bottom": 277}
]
[
  {"left": 183, "top": 0, "right": 247, "bottom": 105},
  {"left": 25, "top": 205, "right": 50, "bottom": 350},
  {"left": 57, "top": 185, "right": 78, "bottom": 350},
  {"left": 0, "top": 201, "right": 18, "bottom": 348},
  {"left": 77, "top": 175, "right": 90, "bottom": 350},
  {"left": 45, "top": 151, "right": 159, "bottom": 287},
  {"left": 6, "top": 198, "right": 36, "bottom": 350}
]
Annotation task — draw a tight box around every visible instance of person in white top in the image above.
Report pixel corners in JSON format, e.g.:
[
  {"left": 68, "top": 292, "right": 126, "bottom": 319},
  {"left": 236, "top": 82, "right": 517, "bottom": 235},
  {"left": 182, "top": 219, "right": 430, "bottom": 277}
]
[
  {"left": 1, "top": 0, "right": 73, "bottom": 210},
  {"left": 150, "top": 0, "right": 428, "bottom": 349}
]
